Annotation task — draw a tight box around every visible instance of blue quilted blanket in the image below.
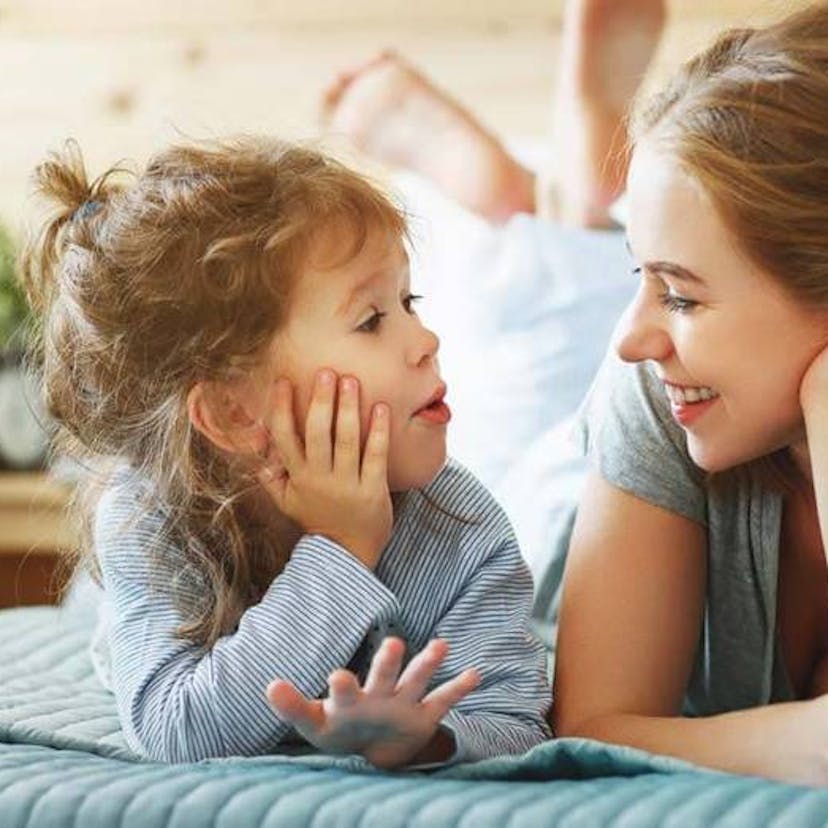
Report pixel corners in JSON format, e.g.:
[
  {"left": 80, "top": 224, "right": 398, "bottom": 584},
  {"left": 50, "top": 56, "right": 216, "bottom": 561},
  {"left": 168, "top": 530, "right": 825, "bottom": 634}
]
[{"left": 2, "top": 605, "right": 827, "bottom": 827}]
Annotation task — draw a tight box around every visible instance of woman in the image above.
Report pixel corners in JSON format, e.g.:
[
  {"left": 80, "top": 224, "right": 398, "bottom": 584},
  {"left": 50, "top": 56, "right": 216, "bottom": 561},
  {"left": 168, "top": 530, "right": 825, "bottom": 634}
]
[{"left": 555, "top": 2, "right": 828, "bottom": 786}]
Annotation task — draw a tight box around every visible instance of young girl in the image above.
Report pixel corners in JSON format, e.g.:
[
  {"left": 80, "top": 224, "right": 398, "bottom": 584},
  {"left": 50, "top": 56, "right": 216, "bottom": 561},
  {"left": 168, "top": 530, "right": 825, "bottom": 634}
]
[{"left": 22, "top": 137, "right": 550, "bottom": 767}]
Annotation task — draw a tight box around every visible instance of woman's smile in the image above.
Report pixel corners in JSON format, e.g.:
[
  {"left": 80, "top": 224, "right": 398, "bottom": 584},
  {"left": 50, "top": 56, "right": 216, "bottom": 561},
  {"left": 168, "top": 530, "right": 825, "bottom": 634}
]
[{"left": 663, "top": 380, "right": 720, "bottom": 426}]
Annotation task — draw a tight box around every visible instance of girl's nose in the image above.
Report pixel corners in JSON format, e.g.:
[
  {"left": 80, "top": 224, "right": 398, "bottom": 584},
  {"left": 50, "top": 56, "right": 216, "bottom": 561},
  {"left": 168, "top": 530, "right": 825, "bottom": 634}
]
[
  {"left": 613, "top": 292, "right": 674, "bottom": 364},
  {"left": 409, "top": 319, "right": 440, "bottom": 368}
]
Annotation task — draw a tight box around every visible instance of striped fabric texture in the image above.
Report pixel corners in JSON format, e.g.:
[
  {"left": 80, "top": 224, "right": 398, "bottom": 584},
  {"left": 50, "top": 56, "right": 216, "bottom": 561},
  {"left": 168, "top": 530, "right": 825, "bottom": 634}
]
[{"left": 94, "top": 458, "right": 552, "bottom": 764}]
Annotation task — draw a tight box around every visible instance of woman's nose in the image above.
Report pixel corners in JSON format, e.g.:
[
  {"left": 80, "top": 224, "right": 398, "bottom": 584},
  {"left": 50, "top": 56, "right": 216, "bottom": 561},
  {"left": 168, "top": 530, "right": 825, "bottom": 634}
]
[{"left": 613, "top": 292, "right": 674, "bottom": 364}]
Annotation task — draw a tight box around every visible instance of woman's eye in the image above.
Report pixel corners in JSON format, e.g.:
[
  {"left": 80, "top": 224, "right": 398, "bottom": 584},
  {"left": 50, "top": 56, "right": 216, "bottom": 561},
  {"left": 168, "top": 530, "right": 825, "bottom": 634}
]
[
  {"left": 403, "top": 293, "right": 423, "bottom": 313},
  {"left": 356, "top": 310, "right": 386, "bottom": 333},
  {"left": 658, "top": 291, "right": 698, "bottom": 314}
]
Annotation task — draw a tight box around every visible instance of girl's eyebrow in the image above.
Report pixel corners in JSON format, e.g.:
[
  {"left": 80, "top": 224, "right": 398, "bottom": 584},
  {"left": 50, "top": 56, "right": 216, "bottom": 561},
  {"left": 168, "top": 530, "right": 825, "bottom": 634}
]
[
  {"left": 336, "top": 262, "right": 412, "bottom": 317},
  {"left": 337, "top": 271, "right": 384, "bottom": 317}
]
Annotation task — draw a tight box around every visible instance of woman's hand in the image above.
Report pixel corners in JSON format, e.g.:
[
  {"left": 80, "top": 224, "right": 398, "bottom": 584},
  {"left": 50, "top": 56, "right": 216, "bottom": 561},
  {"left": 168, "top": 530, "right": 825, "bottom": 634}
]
[
  {"left": 799, "top": 341, "right": 828, "bottom": 412},
  {"left": 258, "top": 369, "right": 393, "bottom": 569},
  {"left": 266, "top": 637, "right": 480, "bottom": 769}
]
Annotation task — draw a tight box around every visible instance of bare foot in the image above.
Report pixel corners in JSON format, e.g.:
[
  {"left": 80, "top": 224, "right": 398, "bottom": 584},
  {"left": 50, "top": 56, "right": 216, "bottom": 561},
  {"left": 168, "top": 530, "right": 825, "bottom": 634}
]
[
  {"left": 544, "top": 0, "right": 667, "bottom": 228},
  {"left": 323, "top": 52, "right": 535, "bottom": 223}
]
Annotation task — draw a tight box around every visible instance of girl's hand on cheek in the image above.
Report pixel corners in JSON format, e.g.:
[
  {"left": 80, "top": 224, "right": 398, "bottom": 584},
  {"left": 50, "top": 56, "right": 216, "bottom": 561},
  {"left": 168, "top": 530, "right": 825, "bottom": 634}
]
[
  {"left": 257, "top": 369, "right": 393, "bottom": 569},
  {"left": 266, "top": 637, "right": 480, "bottom": 769}
]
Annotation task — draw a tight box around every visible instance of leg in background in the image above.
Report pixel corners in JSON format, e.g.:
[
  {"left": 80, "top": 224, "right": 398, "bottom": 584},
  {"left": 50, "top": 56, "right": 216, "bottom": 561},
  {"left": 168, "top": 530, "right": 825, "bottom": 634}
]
[
  {"left": 322, "top": 0, "right": 665, "bottom": 229},
  {"left": 543, "top": 0, "right": 666, "bottom": 228},
  {"left": 322, "top": 51, "right": 535, "bottom": 223}
]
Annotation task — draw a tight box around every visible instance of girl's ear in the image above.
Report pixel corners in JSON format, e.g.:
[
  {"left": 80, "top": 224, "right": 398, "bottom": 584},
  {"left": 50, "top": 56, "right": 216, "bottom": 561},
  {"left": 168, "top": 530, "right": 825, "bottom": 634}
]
[{"left": 187, "top": 381, "right": 267, "bottom": 457}]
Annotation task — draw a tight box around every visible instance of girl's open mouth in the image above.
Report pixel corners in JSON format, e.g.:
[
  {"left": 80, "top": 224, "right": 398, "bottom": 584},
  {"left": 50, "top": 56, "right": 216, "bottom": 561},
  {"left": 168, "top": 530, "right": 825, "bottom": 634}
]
[{"left": 414, "top": 398, "right": 452, "bottom": 425}]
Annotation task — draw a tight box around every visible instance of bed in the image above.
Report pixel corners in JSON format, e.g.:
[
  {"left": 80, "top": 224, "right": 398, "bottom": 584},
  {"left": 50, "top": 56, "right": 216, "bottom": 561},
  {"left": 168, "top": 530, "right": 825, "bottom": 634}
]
[
  {"left": 4, "top": 604, "right": 828, "bottom": 826},
  {"left": 3, "top": 172, "right": 827, "bottom": 827}
]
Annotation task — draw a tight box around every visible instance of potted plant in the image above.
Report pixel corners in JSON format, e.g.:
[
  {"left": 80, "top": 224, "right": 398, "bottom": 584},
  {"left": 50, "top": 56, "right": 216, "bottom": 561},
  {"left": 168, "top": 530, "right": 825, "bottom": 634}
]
[{"left": 0, "top": 224, "right": 48, "bottom": 470}]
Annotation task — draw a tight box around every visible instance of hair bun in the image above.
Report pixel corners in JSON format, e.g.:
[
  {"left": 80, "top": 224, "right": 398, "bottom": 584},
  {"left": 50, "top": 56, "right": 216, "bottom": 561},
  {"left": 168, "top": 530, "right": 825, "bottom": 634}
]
[{"left": 72, "top": 200, "right": 104, "bottom": 224}]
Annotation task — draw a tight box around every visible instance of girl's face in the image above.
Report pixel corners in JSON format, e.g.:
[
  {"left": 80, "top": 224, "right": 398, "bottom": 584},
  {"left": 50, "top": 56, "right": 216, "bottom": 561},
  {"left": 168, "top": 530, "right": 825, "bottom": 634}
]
[
  {"left": 265, "top": 227, "right": 448, "bottom": 492},
  {"left": 617, "top": 139, "right": 828, "bottom": 473}
]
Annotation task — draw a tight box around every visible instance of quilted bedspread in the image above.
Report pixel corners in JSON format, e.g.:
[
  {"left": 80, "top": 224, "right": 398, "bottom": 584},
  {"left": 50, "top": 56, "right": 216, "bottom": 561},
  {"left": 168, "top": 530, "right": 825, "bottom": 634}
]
[{"left": 2, "top": 606, "right": 828, "bottom": 827}]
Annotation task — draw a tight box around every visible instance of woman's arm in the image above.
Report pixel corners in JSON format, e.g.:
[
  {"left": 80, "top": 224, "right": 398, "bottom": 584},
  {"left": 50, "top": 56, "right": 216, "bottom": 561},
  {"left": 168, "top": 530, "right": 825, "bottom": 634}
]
[{"left": 553, "top": 471, "right": 828, "bottom": 786}]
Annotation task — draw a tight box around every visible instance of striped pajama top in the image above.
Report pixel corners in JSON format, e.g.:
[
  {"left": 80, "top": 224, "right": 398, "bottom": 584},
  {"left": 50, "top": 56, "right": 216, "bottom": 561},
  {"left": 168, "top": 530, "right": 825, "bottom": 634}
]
[{"left": 94, "top": 457, "right": 551, "bottom": 764}]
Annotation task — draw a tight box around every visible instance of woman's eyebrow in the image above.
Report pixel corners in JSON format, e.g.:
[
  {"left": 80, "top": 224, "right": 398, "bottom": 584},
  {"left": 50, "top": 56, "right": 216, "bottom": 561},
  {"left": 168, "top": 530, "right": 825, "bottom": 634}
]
[
  {"left": 625, "top": 239, "right": 706, "bottom": 285},
  {"left": 645, "top": 260, "right": 707, "bottom": 286}
]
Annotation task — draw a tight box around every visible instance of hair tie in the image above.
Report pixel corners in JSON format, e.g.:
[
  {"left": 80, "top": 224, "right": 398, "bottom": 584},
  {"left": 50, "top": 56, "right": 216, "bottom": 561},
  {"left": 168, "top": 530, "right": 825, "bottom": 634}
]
[{"left": 72, "top": 200, "right": 103, "bottom": 223}]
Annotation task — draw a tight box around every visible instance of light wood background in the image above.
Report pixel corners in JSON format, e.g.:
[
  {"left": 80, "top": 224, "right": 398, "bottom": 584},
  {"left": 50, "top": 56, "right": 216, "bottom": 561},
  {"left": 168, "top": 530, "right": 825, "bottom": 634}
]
[{"left": 0, "top": 0, "right": 812, "bottom": 228}]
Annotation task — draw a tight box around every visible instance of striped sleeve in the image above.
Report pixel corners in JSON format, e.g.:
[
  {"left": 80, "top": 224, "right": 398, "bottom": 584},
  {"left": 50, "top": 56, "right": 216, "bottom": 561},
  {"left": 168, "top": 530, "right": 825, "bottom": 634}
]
[
  {"left": 435, "top": 532, "right": 552, "bottom": 762},
  {"left": 411, "top": 465, "right": 552, "bottom": 763},
  {"left": 96, "top": 484, "right": 399, "bottom": 762}
]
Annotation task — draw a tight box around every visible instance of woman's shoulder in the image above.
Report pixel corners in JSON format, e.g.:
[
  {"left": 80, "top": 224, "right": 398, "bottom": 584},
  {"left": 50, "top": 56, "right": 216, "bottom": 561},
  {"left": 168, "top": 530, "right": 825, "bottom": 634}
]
[
  {"left": 578, "top": 352, "right": 698, "bottom": 463},
  {"left": 575, "top": 351, "right": 708, "bottom": 524}
]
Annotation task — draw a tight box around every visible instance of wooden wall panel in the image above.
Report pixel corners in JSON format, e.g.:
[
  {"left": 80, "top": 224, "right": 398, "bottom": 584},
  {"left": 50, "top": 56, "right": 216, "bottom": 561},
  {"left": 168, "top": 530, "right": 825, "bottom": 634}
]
[
  {"left": 0, "top": 0, "right": 814, "bottom": 227},
  {"left": 0, "top": 0, "right": 802, "bottom": 31}
]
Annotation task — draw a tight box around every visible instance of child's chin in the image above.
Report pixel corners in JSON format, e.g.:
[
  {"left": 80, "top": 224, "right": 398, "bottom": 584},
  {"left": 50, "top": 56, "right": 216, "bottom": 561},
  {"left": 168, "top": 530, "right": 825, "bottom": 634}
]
[{"left": 389, "top": 456, "right": 447, "bottom": 492}]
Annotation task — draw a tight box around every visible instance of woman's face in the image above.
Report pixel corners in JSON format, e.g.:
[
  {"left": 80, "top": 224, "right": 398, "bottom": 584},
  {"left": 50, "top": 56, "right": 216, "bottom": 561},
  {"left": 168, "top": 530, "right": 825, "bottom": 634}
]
[{"left": 617, "top": 138, "right": 828, "bottom": 473}]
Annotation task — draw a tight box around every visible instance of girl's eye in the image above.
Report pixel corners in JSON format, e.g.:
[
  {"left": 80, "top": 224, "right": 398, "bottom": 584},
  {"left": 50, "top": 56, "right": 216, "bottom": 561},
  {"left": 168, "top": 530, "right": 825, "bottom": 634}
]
[
  {"left": 403, "top": 293, "right": 423, "bottom": 313},
  {"left": 658, "top": 291, "right": 698, "bottom": 314},
  {"left": 356, "top": 309, "right": 387, "bottom": 333}
]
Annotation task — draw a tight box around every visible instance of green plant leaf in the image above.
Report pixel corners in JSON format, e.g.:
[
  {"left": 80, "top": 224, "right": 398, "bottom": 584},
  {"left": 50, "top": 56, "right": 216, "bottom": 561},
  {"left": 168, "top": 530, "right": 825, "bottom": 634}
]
[{"left": 0, "top": 224, "right": 31, "bottom": 353}]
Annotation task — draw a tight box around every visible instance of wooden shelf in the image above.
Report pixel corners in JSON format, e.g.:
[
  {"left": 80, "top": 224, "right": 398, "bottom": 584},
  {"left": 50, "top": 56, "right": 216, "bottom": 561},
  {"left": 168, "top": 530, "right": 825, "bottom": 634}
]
[
  {"left": 0, "top": 471, "right": 74, "bottom": 556},
  {"left": 0, "top": 471, "right": 74, "bottom": 606}
]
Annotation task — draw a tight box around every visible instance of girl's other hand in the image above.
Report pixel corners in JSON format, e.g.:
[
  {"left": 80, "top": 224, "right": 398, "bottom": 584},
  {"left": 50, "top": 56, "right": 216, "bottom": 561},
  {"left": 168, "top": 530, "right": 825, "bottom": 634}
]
[
  {"left": 258, "top": 369, "right": 393, "bottom": 569},
  {"left": 266, "top": 637, "right": 480, "bottom": 768}
]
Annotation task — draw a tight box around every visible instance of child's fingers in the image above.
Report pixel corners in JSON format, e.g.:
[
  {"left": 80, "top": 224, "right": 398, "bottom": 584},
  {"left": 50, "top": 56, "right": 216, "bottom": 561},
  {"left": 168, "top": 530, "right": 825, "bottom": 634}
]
[
  {"left": 304, "top": 369, "right": 336, "bottom": 470},
  {"left": 421, "top": 668, "right": 481, "bottom": 719},
  {"left": 327, "top": 669, "right": 361, "bottom": 709},
  {"left": 265, "top": 379, "right": 303, "bottom": 471},
  {"left": 363, "top": 636, "right": 406, "bottom": 696},
  {"left": 360, "top": 403, "right": 389, "bottom": 485},
  {"left": 333, "top": 376, "right": 361, "bottom": 478},
  {"left": 395, "top": 639, "right": 448, "bottom": 702},
  {"left": 266, "top": 679, "right": 325, "bottom": 734}
]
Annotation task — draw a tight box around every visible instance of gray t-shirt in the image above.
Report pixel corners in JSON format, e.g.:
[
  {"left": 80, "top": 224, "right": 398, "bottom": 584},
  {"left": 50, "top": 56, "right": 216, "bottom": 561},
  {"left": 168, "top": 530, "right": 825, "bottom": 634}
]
[{"left": 575, "top": 352, "right": 794, "bottom": 714}]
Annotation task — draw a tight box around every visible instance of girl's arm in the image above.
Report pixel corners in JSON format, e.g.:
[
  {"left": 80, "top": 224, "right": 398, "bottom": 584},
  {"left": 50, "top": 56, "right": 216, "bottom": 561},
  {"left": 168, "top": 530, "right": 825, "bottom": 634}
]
[
  {"left": 98, "top": 495, "right": 401, "bottom": 763},
  {"left": 266, "top": 474, "right": 550, "bottom": 768},
  {"left": 100, "top": 372, "right": 396, "bottom": 763},
  {"left": 425, "top": 523, "right": 552, "bottom": 762},
  {"left": 553, "top": 471, "right": 828, "bottom": 787}
]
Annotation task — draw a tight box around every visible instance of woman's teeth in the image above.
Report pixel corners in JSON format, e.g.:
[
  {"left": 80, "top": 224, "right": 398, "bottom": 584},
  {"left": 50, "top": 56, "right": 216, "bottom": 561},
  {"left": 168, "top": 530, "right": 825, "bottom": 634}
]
[{"left": 665, "top": 384, "right": 719, "bottom": 405}]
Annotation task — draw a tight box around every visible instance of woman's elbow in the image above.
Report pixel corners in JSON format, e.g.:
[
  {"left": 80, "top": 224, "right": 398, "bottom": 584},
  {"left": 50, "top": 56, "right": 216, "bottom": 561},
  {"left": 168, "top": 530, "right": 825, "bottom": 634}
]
[{"left": 550, "top": 702, "right": 615, "bottom": 740}]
